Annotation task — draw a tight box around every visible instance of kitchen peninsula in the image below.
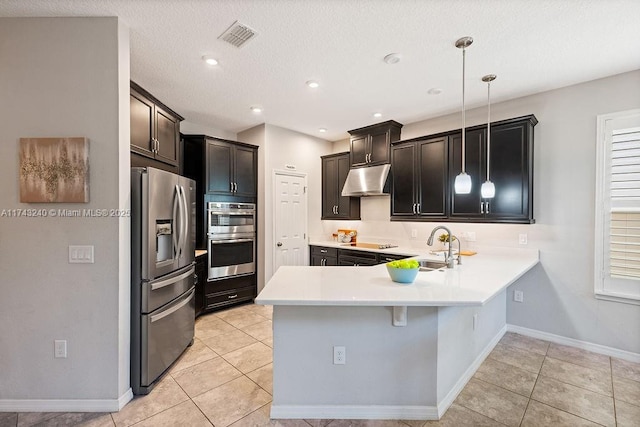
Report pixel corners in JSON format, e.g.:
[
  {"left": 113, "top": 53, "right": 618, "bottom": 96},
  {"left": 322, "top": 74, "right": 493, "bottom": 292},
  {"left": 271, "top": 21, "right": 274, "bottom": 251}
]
[{"left": 255, "top": 247, "right": 538, "bottom": 420}]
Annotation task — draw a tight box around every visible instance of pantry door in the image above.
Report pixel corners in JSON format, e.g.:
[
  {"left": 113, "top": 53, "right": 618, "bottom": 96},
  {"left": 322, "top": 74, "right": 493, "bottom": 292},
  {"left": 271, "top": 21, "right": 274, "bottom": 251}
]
[{"left": 273, "top": 170, "right": 308, "bottom": 273}]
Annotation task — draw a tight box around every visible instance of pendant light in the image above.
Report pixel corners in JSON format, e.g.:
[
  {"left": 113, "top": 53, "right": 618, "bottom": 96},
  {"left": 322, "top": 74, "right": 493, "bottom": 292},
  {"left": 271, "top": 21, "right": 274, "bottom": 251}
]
[
  {"left": 454, "top": 36, "right": 473, "bottom": 194},
  {"left": 481, "top": 74, "right": 496, "bottom": 199}
]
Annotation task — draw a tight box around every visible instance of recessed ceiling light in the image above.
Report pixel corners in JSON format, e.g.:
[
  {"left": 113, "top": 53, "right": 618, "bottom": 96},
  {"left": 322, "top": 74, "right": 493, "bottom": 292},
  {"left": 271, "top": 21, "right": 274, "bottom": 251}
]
[
  {"left": 319, "top": 128, "right": 327, "bottom": 133},
  {"left": 428, "top": 88, "right": 442, "bottom": 95},
  {"left": 202, "top": 55, "right": 218, "bottom": 66},
  {"left": 250, "top": 106, "right": 262, "bottom": 113},
  {"left": 373, "top": 112, "right": 382, "bottom": 118},
  {"left": 383, "top": 53, "right": 401, "bottom": 65},
  {"left": 306, "top": 80, "right": 319, "bottom": 88}
]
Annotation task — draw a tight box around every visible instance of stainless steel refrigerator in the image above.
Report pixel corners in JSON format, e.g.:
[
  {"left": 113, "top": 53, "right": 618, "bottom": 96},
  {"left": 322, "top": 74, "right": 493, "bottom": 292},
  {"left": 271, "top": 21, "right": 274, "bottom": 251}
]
[{"left": 131, "top": 167, "right": 196, "bottom": 395}]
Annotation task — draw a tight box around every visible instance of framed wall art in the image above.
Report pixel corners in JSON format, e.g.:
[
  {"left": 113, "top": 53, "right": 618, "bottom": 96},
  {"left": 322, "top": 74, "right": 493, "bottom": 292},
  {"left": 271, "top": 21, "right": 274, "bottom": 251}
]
[{"left": 19, "top": 137, "right": 90, "bottom": 203}]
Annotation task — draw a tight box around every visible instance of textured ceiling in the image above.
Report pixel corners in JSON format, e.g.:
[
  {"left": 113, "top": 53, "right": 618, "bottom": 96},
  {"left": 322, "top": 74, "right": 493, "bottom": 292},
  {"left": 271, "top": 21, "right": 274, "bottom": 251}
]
[{"left": 1, "top": 0, "right": 639, "bottom": 141}]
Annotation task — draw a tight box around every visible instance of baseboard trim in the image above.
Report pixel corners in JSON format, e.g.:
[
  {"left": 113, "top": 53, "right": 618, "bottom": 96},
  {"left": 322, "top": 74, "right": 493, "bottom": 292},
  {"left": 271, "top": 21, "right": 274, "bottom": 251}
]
[
  {"left": 507, "top": 324, "right": 640, "bottom": 363},
  {"left": 270, "top": 404, "right": 438, "bottom": 420},
  {"left": 0, "top": 388, "right": 133, "bottom": 413},
  {"left": 436, "top": 324, "right": 507, "bottom": 417}
]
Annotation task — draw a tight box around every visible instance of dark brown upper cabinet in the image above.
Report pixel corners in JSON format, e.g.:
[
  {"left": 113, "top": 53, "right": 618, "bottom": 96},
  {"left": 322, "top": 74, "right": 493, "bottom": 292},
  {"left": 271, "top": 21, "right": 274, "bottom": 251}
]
[
  {"left": 391, "top": 115, "right": 537, "bottom": 224},
  {"left": 130, "top": 81, "right": 183, "bottom": 168},
  {"left": 391, "top": 136, "right": 448, "bottom": 219},
  {"left": 206, "top": 138, "right": 257, "bottom": 198},
  {"left": 321, "top": 152, "right": 360, "bottom": 220},
  {"left": 348, "top": 121, "right": 402, "bottom": 168}
]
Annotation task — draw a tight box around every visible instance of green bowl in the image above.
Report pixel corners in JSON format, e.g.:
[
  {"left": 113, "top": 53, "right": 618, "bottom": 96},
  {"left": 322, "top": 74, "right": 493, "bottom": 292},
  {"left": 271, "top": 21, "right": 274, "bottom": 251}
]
[{"left": 386, "top": 265, "right": 419, "bottom": 284}]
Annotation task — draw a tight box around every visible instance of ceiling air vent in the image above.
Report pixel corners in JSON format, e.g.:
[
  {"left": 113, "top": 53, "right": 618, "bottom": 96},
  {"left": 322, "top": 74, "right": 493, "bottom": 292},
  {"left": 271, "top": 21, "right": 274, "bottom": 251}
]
[{"left": 218, "top": 21, "right": 258, "bottom": 48}]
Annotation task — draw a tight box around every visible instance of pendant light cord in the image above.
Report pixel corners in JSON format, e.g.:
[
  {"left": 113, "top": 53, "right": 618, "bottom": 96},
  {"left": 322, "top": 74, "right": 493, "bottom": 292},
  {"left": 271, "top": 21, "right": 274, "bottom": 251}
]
[
  {"left": 486, "top": 79, "right": 490, "bottom": 181},
  {"left": 462, "top": 47, "right": 466, "bottom": 173}
]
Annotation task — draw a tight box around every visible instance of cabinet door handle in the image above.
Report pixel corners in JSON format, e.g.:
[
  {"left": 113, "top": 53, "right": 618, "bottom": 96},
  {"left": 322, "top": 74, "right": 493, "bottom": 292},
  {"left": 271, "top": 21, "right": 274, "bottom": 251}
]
[
  {"left": 234, "top": 182, "right": 238, "bottom": 192},
  {"left": 230, "top": 181, "right": 234, "bottom": 192},
  {"left": 227, "top": 294, "right": 238, "bottom": 299},
  {"left": 321, "top": 258, "right": 326, "bottom": 266},
  {"left": 486, "top": 201, "right": 490, "bottom": 214},
  {"left": 481, "top": 202, "right": 485, "bottom": 214},
  {"left": 320, "top": 249, "right": 327, "bottom": 253},
  {"left": 417, "top": 203, "right": 421, "bottom": 214},
  {"left": 412, "top": 203, "right": 416, "bottom": 214}
]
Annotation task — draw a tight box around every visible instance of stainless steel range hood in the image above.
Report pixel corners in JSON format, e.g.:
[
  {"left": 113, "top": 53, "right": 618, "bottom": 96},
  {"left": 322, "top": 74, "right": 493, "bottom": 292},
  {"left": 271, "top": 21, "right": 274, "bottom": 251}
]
[{"left": 341, "top": 164, "right": 391, "bottom": 197}]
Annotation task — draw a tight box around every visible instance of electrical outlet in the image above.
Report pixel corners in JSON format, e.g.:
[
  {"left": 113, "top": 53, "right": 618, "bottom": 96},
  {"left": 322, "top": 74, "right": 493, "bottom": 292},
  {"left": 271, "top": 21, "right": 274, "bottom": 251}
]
[
  {"left": 411, "top": 229, "right": 418, "bottom": 238},
  {"left": 514, "top": 290, "right": 524, "bottom": 303},
  {"left": 54, "top": 340, "right": 67, "bottom": 358},
  {"left": 333, "top": 346, "right": 346, "bottom": 365},
  {"left": 518, "top": 234, "right": 528, "bottom": 245}
]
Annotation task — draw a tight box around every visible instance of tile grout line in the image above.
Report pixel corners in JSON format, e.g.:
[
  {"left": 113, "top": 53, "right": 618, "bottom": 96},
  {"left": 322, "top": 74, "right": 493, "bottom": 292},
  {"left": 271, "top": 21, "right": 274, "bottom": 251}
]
[{"left": 610, "top": 356, "right": 617, "bottom": 427}]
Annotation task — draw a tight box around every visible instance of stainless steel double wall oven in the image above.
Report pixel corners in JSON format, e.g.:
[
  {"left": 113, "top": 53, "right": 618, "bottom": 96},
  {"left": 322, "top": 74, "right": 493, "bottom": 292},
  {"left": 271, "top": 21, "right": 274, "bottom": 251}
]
[{"left": 207, "top": 202, "right": 256, "bottom": 280}]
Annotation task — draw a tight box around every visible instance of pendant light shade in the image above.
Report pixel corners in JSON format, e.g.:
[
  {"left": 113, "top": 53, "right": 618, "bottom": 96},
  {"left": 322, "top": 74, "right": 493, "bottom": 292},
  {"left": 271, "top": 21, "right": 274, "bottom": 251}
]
[
  {"left": 481, "top": 180, "right": 495, "bottom": 198},
  {"left": 481, "top": 74, "right": 497, "bottom": 199},
  {"left": 455, "top": 172, "right": 473, "bottom": 194},
  {"left": 454, "top": 36, "right": 473, "bottom": 195}
]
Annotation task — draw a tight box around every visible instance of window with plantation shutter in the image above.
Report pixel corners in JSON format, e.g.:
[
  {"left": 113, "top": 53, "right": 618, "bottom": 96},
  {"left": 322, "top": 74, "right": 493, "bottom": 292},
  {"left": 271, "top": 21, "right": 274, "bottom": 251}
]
[{"left": 595, "top": 110, "right": 640, "bottom": 304}]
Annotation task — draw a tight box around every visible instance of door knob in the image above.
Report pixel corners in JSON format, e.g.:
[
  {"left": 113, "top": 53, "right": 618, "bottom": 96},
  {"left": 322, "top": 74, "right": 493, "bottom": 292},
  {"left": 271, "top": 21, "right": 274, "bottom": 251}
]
[{"left": 277, "top": 242, "right": 283, "bottom": 247}]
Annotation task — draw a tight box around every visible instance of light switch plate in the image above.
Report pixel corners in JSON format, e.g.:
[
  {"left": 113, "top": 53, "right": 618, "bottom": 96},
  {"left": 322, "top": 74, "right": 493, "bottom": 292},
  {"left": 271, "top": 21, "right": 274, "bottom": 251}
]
[{"left": 69, "top": 245, "right": 94, "bottom": 263}]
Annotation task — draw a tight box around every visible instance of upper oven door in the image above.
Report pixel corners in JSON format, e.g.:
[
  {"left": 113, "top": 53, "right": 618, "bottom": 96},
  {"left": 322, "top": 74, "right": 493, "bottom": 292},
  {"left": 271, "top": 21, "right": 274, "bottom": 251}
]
[{"left": 207, "top": 202, "right": 255, "bottom": 234}]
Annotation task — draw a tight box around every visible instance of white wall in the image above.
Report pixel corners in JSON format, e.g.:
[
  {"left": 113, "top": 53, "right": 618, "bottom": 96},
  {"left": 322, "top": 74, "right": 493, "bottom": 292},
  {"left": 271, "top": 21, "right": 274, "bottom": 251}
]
[
  {"left": 320, "top": 70, "right": 640, "bottom": 354},
  {"left": 239, "top": 124, "right": 333, "bottom": 290},
  {"left": 0, "top": 17, "right": 131, "bottom": 409}
]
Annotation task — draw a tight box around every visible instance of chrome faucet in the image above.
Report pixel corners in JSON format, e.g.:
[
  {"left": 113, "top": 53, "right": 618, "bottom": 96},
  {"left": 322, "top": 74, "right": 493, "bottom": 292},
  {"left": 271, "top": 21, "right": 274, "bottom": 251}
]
[
  {"left": 451, "top": 234, "right": 462, "bottom": 265},
  {"left": 427, "top": 226, "right": 456, "bottom": 268}
]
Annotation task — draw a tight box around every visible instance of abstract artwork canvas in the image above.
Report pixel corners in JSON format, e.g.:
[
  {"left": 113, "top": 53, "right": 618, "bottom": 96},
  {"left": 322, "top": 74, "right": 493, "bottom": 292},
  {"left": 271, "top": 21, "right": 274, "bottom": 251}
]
[{"left": 19, "top": 137, "right": 90, "bottom": 203}]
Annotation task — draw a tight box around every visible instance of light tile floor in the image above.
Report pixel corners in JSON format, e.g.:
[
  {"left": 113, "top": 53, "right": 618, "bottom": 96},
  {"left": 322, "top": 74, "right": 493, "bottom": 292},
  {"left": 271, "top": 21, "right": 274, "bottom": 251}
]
[{"left": 3, "top": 303, "right": 640, "bottom": 426}]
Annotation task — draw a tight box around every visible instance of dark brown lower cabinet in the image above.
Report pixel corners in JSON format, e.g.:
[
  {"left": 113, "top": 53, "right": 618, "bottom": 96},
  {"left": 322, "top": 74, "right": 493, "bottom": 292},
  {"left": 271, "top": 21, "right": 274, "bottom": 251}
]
[
  {"left": 310, "top": 246, "right": 338, "bottom": 266},
  {"left": 201, "top": 274, "right": 257, "bottom": 314},
  {"left": 195, "top": 253, "right": 207, "bottom": 317},
  {"left": 309, "top": 246, "right": 413, "bottom": 266}
]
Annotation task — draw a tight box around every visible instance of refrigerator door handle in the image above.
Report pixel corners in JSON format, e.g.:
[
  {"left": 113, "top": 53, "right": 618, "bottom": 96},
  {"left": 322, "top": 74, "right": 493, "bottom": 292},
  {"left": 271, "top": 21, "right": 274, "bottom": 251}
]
[
  {"left": 180, "top": 185, "right": 188, "bottom": 259},
  {"left": 176, "top": 185, "right": 184, "bottom": 259},
  {"left": 149, "top": 288, "right": 194, "bottom": 323},
  {"left": 150, "top": 267, "right": 194, "bottom": 291},
  {"left": 172, "top": 184, "right": 180, "bottom": 259}
]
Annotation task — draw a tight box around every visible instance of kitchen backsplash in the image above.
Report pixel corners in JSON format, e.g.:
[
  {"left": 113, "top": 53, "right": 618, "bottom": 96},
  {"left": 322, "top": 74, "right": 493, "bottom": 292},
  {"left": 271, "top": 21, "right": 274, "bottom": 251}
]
[{"left": 314, "top": 196, "right": 545, "bottom": 251}]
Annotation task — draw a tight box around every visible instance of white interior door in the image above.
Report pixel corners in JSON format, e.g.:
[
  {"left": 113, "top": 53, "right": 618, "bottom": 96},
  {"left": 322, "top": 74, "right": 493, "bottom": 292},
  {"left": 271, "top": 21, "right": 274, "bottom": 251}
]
[{"left": 273, "top": 171, "right": 308, "bottom": 273}]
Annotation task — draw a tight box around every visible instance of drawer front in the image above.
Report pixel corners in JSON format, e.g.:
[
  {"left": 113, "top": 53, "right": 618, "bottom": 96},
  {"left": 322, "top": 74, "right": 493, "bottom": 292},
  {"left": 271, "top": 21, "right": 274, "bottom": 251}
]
[
  {"left": 338, "top": 256, "right": 378, "bottom": 266},
  {"left": 141, "top": 288, "right": 195, "bottom": 387},
  {"left": 338, "top": 249, "right": 378, "bottom": 261},
  {"left": 206, "top": 273, "right": 256, "bottom": 295},
  {"left": 378, "top": 253, "right": 412, "bottom": 264},
  {"left": 311, "top": 246, "right": 338, "bottom": 257},
  {"left": 206, "top": 286, "right": 256, "bottom": 310}
]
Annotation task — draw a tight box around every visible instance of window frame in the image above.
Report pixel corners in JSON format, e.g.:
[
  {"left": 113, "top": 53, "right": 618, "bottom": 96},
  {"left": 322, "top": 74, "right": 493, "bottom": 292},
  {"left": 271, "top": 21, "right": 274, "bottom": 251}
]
[{"left": 594, "top": 109, "right": 640, "bottom": 305}]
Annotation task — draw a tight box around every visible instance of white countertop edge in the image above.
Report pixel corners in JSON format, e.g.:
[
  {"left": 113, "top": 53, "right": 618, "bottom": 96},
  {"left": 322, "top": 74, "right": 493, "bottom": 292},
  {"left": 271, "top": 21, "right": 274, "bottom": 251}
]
[{"left": 257, "top": 244, "right": 539, "bottom": 307}]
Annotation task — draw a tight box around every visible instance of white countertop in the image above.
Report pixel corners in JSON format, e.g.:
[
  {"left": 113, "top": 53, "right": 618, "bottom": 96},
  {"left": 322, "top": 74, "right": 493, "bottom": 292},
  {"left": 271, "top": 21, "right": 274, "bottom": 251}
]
[{"left": 256, "top": 245, "right": 539, "bottom": 307}]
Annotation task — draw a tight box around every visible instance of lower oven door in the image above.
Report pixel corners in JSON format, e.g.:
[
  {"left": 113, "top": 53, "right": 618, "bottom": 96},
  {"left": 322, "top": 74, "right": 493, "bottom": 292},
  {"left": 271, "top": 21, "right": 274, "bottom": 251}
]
[
  {"left": 208, "top": 236, "right": 255, "bottom": 280},
  {"left": 141, "top": 287, "right": 195, "bottom": 389}
]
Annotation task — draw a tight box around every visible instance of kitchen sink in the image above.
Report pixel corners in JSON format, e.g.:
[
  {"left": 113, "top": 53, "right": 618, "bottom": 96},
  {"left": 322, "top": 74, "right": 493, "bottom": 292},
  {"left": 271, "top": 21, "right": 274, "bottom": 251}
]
[{"left": 418, "top": 260, "right": 448, "bottom": 271}]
